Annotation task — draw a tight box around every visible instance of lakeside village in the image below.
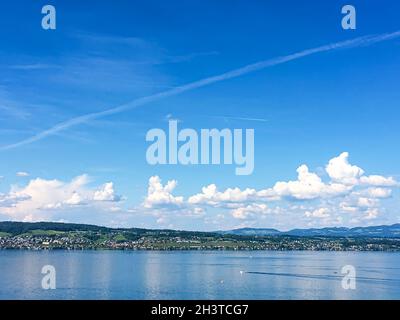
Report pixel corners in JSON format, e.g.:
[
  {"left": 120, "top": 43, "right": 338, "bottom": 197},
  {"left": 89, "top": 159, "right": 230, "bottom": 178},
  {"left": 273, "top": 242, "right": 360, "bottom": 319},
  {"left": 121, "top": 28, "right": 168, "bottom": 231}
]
[{"left": 1, "top": 229, "right": 400, "bottom": 251}]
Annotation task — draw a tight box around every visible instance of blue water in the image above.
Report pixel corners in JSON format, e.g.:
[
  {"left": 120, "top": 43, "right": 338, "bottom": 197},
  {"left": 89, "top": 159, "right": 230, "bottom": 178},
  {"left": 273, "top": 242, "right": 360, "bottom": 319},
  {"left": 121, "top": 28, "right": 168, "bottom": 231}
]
[{"left": 0, "top": 250, "right": 400, "bottom": 299}]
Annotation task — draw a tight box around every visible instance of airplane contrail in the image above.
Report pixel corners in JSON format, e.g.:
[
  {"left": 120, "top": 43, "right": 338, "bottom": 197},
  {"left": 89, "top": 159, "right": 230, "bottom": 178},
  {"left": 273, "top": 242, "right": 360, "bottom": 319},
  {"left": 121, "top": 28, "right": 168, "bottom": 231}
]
[{"left": 2, "top": 31, "right": 400, "bottom": 151}]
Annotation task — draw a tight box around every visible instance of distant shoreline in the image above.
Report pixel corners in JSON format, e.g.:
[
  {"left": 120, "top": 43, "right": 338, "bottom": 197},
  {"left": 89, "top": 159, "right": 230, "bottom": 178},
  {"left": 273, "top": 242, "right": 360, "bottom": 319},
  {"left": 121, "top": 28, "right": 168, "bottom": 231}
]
[
  {"left": 1, "top": 221, "right": 400, "bottom": 252},
  {"left": 1, "top": 247, "right": 400, "bottom": 252}
]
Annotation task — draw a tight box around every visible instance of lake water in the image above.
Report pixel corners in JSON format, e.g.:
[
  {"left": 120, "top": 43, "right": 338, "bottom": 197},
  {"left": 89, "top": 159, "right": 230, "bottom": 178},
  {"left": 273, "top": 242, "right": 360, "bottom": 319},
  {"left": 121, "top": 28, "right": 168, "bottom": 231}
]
[{"left": 0, "top": 250, "right": 400, "bottom": 299}]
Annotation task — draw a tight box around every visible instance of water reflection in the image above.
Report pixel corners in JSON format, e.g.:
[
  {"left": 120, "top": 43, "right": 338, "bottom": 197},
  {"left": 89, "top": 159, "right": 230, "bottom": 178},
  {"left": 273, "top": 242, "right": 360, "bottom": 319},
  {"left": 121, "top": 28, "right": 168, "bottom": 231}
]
[{"left": 1, "top": 250, "right": 400, "bottom": 299}]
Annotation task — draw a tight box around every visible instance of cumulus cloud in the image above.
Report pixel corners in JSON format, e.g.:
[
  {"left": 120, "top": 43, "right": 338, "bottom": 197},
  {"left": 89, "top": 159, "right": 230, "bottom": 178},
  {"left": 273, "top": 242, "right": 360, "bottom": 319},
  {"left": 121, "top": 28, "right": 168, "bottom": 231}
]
[
  {"left": 142, "top": 152, "right": 398, "bottom": 228},
  {"left": 0, "top": 193, "right": 31, "bottom": 208},
  {"left": 325, "top": 152, "right": 397, "bottom": 188},
  {"left": 188, "top": 184, "right": 256, "bottom": 206},
  {"left": 339, "top": 191, "right": 384, "bottom": 220},
  {"left": 187, "top": 162, "right": 353, "bottom": 205},
  {"left": 268, "top": 164, "right": 350, "bottom": 200},
  {"left": 2, "top": 152, "right": 397, "bottom": 228},
  {"left": 305, "top": 208, "right": 330, "bottom": 218},
  {"left": 143, "top": 176, "right": 184, "bottom": 209},
  {"left": 0, "top": 174, "right": 122, "bottom": 221},
  {"left": 176, "top": 152, "right": 397, "bottom": 225},
  {"left": 360, "top": 175, "right": 398, "bottom": 187},
  {"left": 359, "top": 187, "right": 392, "bottom": 199},
  {"left": 94, "top": 182, "right": 120, "bottom": 201},
  {"left": 64, "top": 192, "right": 84, "bottom": 206},
  {"left": 325, "top": 152, "right": 364, "bottom": 185},
  {"left": 231, "top": 203, "right": 271, "bottom": 220},
  {"left": 356, "top": 197, "right": 379, "bottom": 208}
]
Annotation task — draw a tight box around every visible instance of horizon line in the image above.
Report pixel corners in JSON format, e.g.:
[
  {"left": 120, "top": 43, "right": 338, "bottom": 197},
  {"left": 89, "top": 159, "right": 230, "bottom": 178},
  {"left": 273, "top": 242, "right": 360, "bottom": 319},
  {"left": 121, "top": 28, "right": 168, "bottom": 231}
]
[{"left": 1, "top": 219, "right": 399, "bottom": 233}]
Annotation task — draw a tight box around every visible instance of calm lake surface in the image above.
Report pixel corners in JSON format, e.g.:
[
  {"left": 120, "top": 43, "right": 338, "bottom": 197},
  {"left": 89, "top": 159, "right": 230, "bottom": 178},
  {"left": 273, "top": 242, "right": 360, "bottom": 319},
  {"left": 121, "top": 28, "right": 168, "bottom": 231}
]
[{"left": 1, "top": 250, "right": 399, "bottom": 299}]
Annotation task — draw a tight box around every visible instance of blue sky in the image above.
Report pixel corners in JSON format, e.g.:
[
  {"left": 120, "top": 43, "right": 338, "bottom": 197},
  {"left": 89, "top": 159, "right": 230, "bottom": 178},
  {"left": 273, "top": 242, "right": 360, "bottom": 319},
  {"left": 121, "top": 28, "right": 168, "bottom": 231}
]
[{"left": 0, "top": 0, "right": 399, "bottom": 230}]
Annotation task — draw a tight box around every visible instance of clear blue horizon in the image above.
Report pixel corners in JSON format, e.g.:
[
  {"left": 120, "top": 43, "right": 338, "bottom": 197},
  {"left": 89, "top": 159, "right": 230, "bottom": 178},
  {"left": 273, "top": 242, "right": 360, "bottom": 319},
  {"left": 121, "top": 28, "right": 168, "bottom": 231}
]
[{"left": 0, "top": 0, "right": 399, "bottom": 231}]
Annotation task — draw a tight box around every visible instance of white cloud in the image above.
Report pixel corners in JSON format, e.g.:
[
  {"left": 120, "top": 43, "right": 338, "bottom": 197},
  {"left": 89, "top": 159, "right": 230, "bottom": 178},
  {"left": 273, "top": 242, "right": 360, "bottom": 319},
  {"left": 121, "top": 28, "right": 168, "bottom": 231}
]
[
  {"left": 356, "top": 197, "right": 379, "bottom": 208},
  {"left": 64, "top": 192, "right": 84, "bottom": 205},
  {"left": 94, "top": 182, "right": 120, "bottom": 201},
  {"left": 325, "top": 152, "right": 397, "bottom": 188},
  {"left": 364, "top": 208, "right": 380, "bottom": 220},
  {"left": 339, "top": 202, "right": 359, "bottom": 213},
  {"left": 360, "top": 175, "right": 398, "bottom": 187},
  {"left": 192, "top": 207, "right": 206, "bottom": 216},
  {"left": 231, "top": 203, "right": 270, "bottom": 220},
  {"left": 16, "top": 171, "right": 29, "bottom": 177},
  {"left": 177, "top": 152, "right": 398, "bottom": 226},
  {"left": 305, "top": 207, "right": 330, "bottom": 218},
  {"left": 0, "top": 174, "right": 122, "bottom": 221},
  {"left": 188, "top": 162, "right": 353, "bottom": 205},
  {"left": 143, "top": 176, "right": 184, "bottom": 209},
  {"left": 325, "top": 152, "right": 364, "bottom": 185},
  {"left": 188, "top": 184, "right": 256, "bottom": 206},
  {"left": 2, "top": 152, "right": 397, "bottom": 228},
  {"left": 172, "top": 152, "right": 398, "bottom": 225},
  {"left": 0, "top": 193, "right": 31, "bottom": 208},
  {"left": 336, "top": 188, "right": 392, "bottom": 217},
  {"left": 269, "top": 164, "right": 350, "bottom": 200},
  {"left": 360, "top": 187, "right": 392, "bottom": 199}
]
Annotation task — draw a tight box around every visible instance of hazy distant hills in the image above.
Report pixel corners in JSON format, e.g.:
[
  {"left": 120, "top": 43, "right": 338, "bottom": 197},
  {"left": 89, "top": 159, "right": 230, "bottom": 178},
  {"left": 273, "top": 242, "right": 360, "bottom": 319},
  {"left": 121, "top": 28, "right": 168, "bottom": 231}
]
[
  {"left": 218, "top": 224, "right": 400, "bottom": 238},
  {"left": 217, "top": 228, "right": 282, "bottom": 236},
  {"left": 1, "top": 221, "right": 400, "bottom": 238}
]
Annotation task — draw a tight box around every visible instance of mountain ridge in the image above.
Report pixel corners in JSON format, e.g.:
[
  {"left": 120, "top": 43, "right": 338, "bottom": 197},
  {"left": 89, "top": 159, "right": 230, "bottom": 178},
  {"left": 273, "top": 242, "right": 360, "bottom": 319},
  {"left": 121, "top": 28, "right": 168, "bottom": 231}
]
[
  {"left": 218, "top": 224, "right": 400, "bottom": 238},
  {"left": 1, "top": 221, "right": 400, "bottom": 238}
]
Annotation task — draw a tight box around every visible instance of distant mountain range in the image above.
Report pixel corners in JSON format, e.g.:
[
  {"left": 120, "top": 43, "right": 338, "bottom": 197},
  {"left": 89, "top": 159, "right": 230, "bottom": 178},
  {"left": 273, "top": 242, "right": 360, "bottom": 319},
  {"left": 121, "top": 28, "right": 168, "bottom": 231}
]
[
  {"left": 217, "top": 224, "right": 400, "bottom": 238},
  {"left": 1, "top": 221, "right": 400, "bottom": 238}
]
